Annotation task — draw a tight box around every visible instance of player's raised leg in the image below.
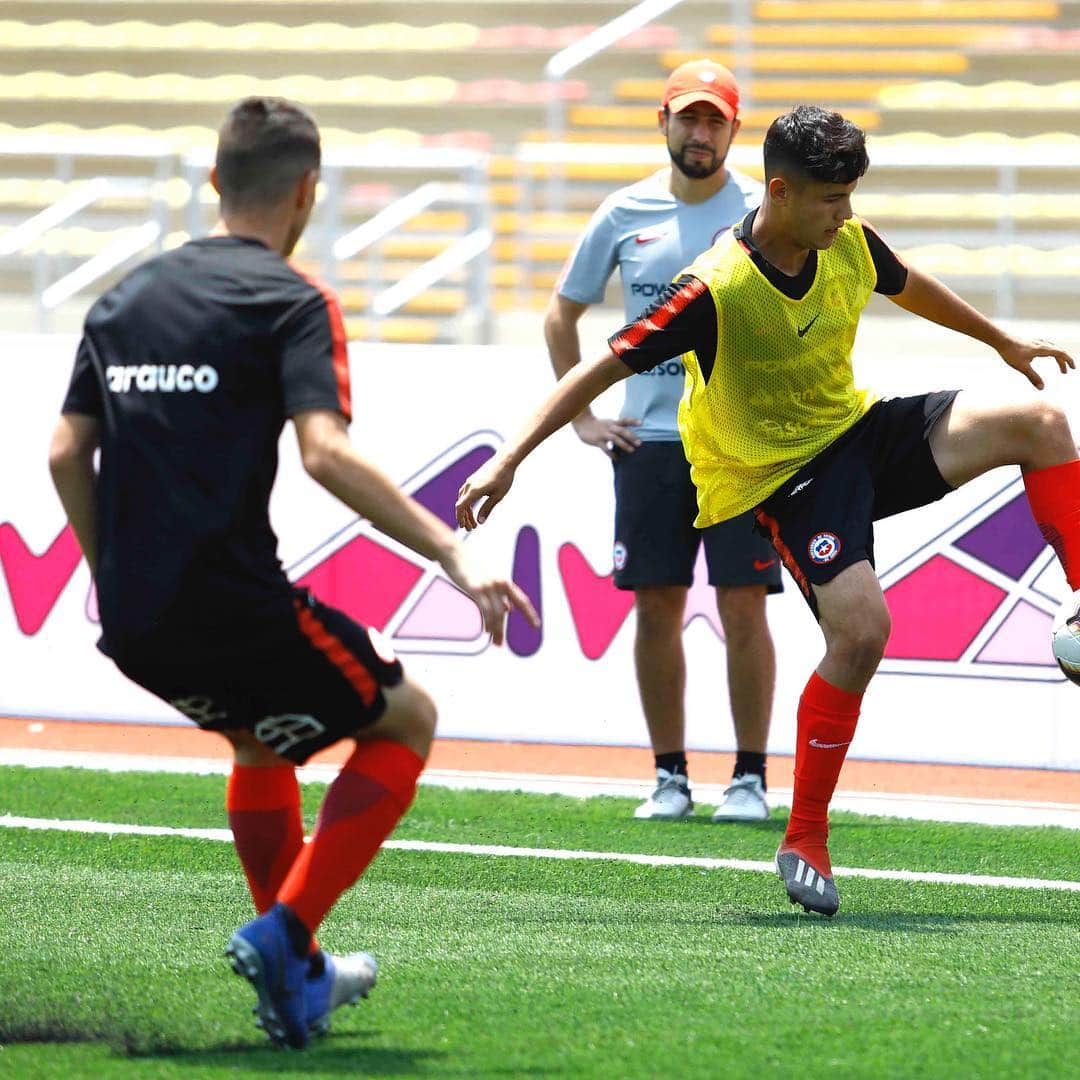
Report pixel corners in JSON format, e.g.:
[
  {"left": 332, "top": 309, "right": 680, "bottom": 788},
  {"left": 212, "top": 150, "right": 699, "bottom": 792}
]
[
  {"left": 777, "top": 561, "right": 889, "bottom": 916},
  {"left": 632, "top": 586, "right": 694, "bottom": 819}
]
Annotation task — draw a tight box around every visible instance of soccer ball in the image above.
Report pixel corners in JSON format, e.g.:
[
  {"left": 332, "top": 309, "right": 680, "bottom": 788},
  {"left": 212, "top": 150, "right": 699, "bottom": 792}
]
[{"left": 1051, "top": 600, "right": 1080, "bottom": 685}]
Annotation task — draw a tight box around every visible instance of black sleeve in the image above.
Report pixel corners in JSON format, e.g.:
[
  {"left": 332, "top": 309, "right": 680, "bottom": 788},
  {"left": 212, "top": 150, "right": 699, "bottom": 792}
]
[
  {"left": 61, "top": 337, "right": 104, "bottom": 417},
  {"left": 279, "top": 286, "right": 352, "bottom": 422},
  {"left": 862, "top": 222, "right": 908, "bottom": 296},
  {"left": 608, "top": 276, "right": 717, "bottom": 373}
]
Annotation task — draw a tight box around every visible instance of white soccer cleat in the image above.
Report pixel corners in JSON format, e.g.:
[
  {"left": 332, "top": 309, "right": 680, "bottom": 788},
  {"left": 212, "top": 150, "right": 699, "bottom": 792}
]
[
  {"left": 307, "top": 949, "right": 378, "bottom": 1038},
  {"left": 633, "top": 769, "right": 693, "bottom": 820},
  {"left": 711, "top": 773, "right": 769, "bottom": 823},
  {"left": 1051, "top": 588, "right": 1080, "bottom": 685}
]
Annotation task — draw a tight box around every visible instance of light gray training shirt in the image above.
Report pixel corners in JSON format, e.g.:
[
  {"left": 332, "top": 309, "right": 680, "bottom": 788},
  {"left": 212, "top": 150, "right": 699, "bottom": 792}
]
[{"left": 558, "top": 167, "right": 763, "bottom": 441}]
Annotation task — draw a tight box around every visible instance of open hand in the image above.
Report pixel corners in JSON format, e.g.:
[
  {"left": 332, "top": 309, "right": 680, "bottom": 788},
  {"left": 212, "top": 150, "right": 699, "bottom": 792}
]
[
  {"left": 999, "top": 337, "right": 1075, "bottom": 390},
  {"left": 441, "top": 546, "right": 539, "bottom": 646}
]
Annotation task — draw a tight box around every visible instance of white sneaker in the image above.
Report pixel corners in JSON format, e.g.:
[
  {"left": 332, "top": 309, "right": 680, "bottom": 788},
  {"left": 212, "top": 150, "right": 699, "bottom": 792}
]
[
  {"left": 633, "top": 769, "right": 693, "bottom": 819},
  {"left": 711, "top": 773, "right": 769, "bottom": 822}
]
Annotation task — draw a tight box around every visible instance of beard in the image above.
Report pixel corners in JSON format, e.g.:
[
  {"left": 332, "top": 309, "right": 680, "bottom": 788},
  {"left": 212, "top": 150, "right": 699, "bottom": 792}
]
[{"left": 669, "top": 141, "right": 723, "bottom": 180}]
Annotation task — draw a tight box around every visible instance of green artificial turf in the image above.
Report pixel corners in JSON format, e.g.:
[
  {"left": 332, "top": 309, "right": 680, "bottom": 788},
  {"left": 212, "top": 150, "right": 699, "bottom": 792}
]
[{"left": 0, "top": 765, "right": 1077, "bottom": 1079}]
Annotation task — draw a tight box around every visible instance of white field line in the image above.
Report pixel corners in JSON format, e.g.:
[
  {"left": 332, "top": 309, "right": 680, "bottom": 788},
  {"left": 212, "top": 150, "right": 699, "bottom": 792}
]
[
  {"left": 2, "top": 748, "right": 1079, "bottom": 830},
  {"left": 1, "top": 813, "right": 1077, "bottom": 894}
]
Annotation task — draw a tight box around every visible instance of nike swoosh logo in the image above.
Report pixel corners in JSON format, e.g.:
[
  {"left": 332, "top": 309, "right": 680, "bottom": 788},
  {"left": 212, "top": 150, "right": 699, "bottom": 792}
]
[
  {"left": 809, "top": 738, "right": 851, "bottom": 749},
  {"left": 797, "top": 313, "right": 820, "bottom": 338},
  {"left": 635, "top": 232, "right": 663, "bottom": 245},
  {"left": 753, "top": 558, "right": 777, "bottom": 571}
]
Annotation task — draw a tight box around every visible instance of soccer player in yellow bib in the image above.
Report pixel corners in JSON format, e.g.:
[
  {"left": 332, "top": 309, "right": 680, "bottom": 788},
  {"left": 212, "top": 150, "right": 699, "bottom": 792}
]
[{"left": 456, "top": 106, "right": 1080, "bottom": 917}]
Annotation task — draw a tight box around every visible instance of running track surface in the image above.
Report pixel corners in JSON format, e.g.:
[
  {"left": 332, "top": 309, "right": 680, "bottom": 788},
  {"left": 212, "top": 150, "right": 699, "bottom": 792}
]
[{"left": 2, "top": 715, "right": 1077, "bottom": 804}]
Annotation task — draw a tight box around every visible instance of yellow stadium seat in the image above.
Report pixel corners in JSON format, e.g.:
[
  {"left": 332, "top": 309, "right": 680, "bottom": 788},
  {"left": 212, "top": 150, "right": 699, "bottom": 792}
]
[
  {"left": 338, "top": 286, "right": 466, "bottom": 315},
  {"left": 0, "top": 71, "right": 458, "bottom": 107},
  {"left": 660, "top": 49, "right": 968, "bottom": 74},
  {"left": 0, "top": 20, "right": 483, "bottom": 54},
  {"left": 344, "top": 317, "right": 441, "bottom": 343},
  {"left": 569, "top": 105, "right": 880, "bottom": 131},
  {"left": 857, "top": 192, "right": 1080, "bottom": 221},
  {"left": 879, "top": 80, "right": 1080, "bottom": 110},
  {"left": 707, "top": 24, "right": 1017, "bottom": 46},
  {"left": 616, "top": 78, "right": 913, "bottom": 104},
  {"left": 754, "top": 1, "right": 1059, "bottom": 20}
]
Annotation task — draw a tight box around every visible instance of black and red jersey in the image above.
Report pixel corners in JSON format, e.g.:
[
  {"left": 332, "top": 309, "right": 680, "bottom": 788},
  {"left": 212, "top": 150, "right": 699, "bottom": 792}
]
[{"left": 61, "top": 234, "right": 350, "bottom": 663}]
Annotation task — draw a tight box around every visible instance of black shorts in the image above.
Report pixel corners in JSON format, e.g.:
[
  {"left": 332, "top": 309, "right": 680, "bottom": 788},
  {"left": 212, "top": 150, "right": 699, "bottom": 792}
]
[
  {"left": 754, "top": 391, "right": 957, "bottom": 618},
  {"left": 613, "top": 440, "right": 783, "bottom": 593},
  {"left": 113, "top": 589, "right": 404, "bottom": 764}
]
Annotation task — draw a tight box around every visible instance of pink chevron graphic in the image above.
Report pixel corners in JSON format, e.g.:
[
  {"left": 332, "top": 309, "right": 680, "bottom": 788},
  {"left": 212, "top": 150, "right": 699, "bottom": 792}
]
[
  {"left": 286, "top": 435, "right": 538, "bottom": 656},
  {"left": 976, "top": 600, "right": 1054, "bottom": 666},
  {"left": 884, "top": 555, "right": 1006, "bottom": 661},
  {"left": 0, "top": 523, "right": 82, "bottom": 635},
  {"left": 396, "top": 578, "right": 483, "bottom": 640},
  {"left": 557, "top": 543, "right": 635, "bottom": 660},
  {"left": 878, "top": 481, "right": 1061, "bottom": 681},
  {"left": 296, "top": 533, "right": 425, "bottom": 631}
]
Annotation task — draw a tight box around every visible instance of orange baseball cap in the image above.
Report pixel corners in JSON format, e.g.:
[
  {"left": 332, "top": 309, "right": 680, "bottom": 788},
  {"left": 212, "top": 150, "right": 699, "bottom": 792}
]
[{"left": 661, "top": 59, "right": 739, "bottom": 119}]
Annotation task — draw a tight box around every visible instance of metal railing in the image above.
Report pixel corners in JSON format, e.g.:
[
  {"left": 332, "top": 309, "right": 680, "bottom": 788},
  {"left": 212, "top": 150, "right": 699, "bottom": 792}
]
[
  {"left": 0, "top": 139, "right": 174, "bottom": 331},
  {"left": 542, "top": 0, "right": 752, "bottom": 211},
  {"left": 514, "top": 140, "right": 1080, "bottom": 318},
  {"left": 0, "top": 140, "right": 494, "bottom": 341}
]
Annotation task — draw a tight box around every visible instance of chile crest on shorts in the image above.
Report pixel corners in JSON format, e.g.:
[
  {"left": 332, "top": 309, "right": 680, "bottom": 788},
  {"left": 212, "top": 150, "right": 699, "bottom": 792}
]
[{"left": 808, "top": 531, "right": 842, "bottom": 564}]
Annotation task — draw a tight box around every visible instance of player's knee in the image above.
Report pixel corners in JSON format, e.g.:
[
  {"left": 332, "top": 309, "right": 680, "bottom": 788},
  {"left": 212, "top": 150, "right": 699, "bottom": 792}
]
[
  {"left": 1022, "top": 401, "right": 1073, "bottom": 455},
  {"left": 828, "top": 610, "right": 890, "bottom": 674},
  {"left": 376, "top": 678, "right": 438, "bottom": 756},
  {"left": 403, "top": 683, "right": 438, "bottom": 745},
  {"left": 634, "top": 587, "right": 686, "bottom": 630},
  {"left": 714, "top": 586, "right": 768, "bottom": 641}
]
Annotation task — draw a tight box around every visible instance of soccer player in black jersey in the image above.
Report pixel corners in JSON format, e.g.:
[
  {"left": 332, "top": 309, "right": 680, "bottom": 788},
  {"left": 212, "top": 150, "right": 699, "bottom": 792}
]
[{"left": 49, "top": 97, "right": 537, "bottom": 1049}]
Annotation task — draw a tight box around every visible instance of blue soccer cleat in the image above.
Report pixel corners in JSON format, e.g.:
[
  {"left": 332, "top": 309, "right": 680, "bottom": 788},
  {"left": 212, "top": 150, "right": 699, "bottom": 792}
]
[
  {"left": 226, "top": 902, "right": 312, "bottom": 1049},
  {"left": 307, "top": 949, "right": 379, "bottom": 1037}
]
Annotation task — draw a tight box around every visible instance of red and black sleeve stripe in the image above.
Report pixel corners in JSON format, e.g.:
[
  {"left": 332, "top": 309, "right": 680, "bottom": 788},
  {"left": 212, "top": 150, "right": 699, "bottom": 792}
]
[{"left": 608, "top": 275, "right": 715, "bottom": 373}]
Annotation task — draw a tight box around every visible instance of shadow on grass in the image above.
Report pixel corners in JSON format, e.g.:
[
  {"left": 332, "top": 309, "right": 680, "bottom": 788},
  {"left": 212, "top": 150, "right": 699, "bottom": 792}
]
[
  {"left": 132, "top": 1032, "right": 559, "bottom": 1076},
  {"left": 0, "top": 1026, "right": 562, "bottom": 1076},
  {"left": 721, "top": 908, "right": 1080, "bottom": 933}
]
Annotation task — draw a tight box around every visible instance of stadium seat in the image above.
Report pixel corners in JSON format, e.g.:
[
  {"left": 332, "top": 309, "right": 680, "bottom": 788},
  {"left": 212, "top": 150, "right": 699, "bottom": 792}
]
[
  {"left": 659, "top": 49, "right": 968, "bottom": 74},
  {"left": 569, "top": 105, "right": 881, "bottom": 131},
  {"left": 706, "top": 24, "right": 1020, "bottom": 46},
  {"left": 754, "top": 1, "right": 1060, "bottom": 19},
  {"left": 615, "top": 78, "right": 913, "bottom": 104},
  {"left": 343, "top": 317, "right": 442, "bottom": 343},
  {"left": 879, "top": 79, "right": 1080, "bottom": 109}
]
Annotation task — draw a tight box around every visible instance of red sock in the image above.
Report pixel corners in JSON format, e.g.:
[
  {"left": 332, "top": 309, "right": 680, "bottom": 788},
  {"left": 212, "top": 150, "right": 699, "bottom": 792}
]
[
  {"left": 277, "top": 740, "right": 424, "bottom": 936},
  {"left": 1024, "top": 458, "right": 1080, "bottom": 590},
  {"left": 783, "top": 671, "right": 862, "bottom": 876},
  {"left": 226, "top": 763, "right": 306, "bottom": 914}
]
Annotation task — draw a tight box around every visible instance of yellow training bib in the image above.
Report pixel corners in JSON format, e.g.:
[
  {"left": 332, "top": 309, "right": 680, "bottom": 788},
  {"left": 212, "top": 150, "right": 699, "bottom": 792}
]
[{"left": 678, "top": 218, "right": 878, "bottom": 525}]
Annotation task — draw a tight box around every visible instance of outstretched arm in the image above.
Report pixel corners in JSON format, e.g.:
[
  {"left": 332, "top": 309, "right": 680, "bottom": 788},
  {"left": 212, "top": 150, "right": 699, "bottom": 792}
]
[
  {"left": 293, "top": 409, "right": 538, "bottom": 644},
  {"left": 888, "top": 263, "right": 1074, "bottom": 389},
  {"left": 456, "top": 351, "right": 631, "bottom": 530}
]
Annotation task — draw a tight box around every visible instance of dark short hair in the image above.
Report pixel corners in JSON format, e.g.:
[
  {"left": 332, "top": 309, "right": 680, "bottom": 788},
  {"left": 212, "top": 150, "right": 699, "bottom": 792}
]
[
  {"left": 215, "top": 97, "right": 321, "bottom": 211},
  {"left": 763, "top": 105, "right": 868, "bottom": 186}
]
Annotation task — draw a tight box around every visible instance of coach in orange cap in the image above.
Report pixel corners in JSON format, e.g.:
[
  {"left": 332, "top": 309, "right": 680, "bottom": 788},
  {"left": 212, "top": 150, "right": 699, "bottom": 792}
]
[{"left": 542, "top": 60, "right": 780, "bottom": 824}]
